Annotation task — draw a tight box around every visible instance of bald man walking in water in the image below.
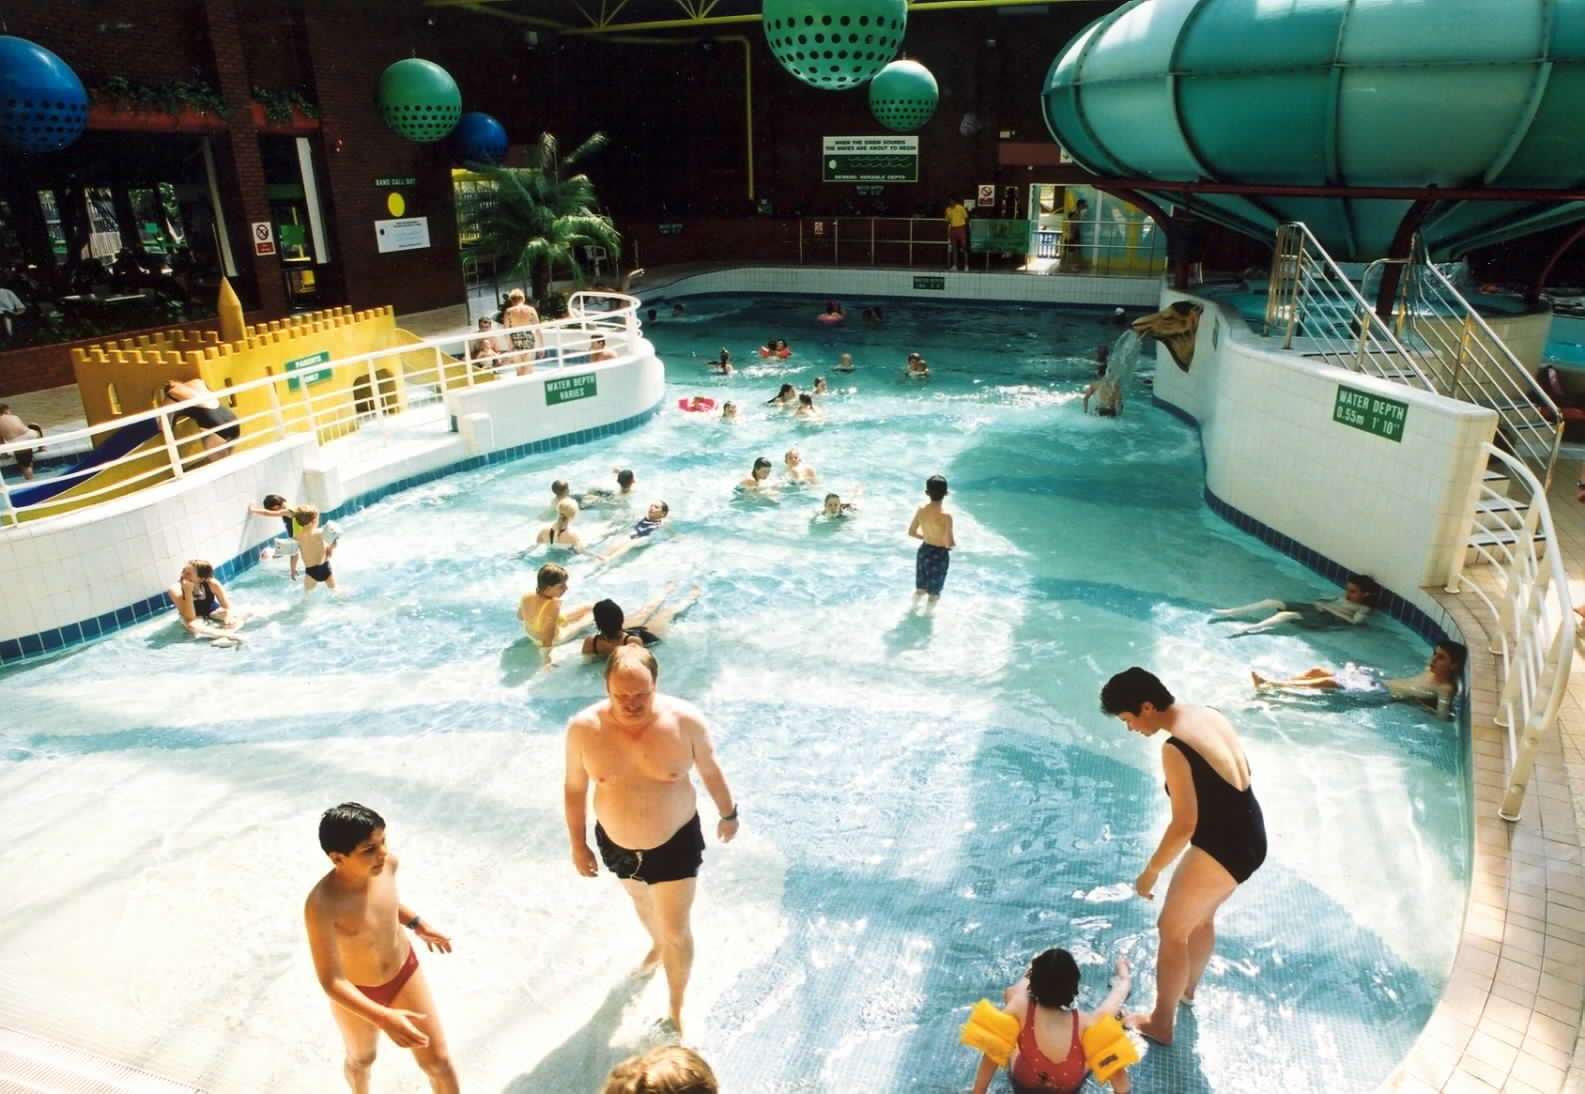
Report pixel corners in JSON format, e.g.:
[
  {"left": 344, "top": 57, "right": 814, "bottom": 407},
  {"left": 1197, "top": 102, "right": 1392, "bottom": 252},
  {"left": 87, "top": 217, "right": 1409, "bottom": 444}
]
[{"left": 563, "top": 646, "right": 740, "bottom": 1034}]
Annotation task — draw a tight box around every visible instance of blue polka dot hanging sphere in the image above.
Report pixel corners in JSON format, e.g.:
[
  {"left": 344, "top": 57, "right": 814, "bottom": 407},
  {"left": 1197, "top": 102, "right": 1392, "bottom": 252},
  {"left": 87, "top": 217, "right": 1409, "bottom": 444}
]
[
  {"left": 0, "top": 36, "right": 89, "bottom": 153},
  {"left": 869, "top": 59, "right": 938, "bottom": 131},
  {"left": 762, "top": 0, "right": 908, "bottom": 90},
  {"left": 377, "top": 58, "right": 462, "bottom": 142},
  {"left": 453, "top": 112, "right": 508, "bottom": 164}
]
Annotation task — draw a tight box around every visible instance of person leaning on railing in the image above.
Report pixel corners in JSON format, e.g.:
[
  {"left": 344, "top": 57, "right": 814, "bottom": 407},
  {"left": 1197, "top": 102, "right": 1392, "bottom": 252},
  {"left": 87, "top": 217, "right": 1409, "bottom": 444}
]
[
  {"left": 0, "top": 403, "right": 45, "bottom": 481},
  {"left": 163, "top": 378, "right": 240, "bottom": 463}
]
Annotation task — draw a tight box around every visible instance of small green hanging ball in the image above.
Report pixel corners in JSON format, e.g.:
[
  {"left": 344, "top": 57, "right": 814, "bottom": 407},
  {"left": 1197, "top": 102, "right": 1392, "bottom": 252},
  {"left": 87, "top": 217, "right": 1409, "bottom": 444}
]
[
  {"left": 762, "top": 0, "right": 908, "bottom": 91},
  {"left": 868, "top": 59, "right": 938, "bottom": 131},
  {"left": 377, "top": 58, "right": 462, "bottom": 143}
]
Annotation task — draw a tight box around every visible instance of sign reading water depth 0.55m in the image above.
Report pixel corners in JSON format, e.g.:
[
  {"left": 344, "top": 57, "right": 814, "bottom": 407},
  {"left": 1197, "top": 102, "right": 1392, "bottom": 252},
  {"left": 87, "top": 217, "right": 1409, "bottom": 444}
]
[
  {"left": 545, "top": 373, "right": 598, "bottom": 406},
  {"left": 822, "top": 136, "right": 918, "bottom": 182},
  {"left": 1333, "top": 384, "right": 1407, "bottom": 442}
]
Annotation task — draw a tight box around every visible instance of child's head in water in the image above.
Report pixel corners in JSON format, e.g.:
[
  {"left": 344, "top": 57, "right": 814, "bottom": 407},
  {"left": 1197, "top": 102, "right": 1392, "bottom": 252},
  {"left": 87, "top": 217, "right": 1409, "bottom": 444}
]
[
  {"left": 721, "top": 401, "right": 737, "bottom": 420},
  {"left": 592, "top": 598, "right": 626, "bottom": 641},
  {"left": 822, "top": 493, "right": 853, "bottom": 516},
  {"left": 925, "top": 475, "right": 948, "bottom": 502},
  {"left": 1343, "top": 573, "right": 1381, "bottom": 606},
  {"left": 1026, "top": 947, "right": 1082, "bottom": 1008},
  {"left": 752, "top": 457, "right": 773, "bottom": 481},
  {"left": 603, "top": 1045, "right": 718, "bottom": 1094},
  {"left": 616, "top": 468, "right": 636, "bottom": 489}
]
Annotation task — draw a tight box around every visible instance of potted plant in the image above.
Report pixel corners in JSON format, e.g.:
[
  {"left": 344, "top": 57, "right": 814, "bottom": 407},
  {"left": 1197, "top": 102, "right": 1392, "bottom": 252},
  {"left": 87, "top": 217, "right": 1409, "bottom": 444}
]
[
  {"left": 88, "top": 77, "right": 228, "bottom": 132},
  {"left": 250, "top": 87, "right": 320, "bottom": 133}
]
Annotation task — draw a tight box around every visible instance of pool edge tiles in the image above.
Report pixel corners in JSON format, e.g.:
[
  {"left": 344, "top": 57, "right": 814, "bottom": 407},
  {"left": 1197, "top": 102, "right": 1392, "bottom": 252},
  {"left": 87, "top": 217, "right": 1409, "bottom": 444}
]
[{"left": 0, "top": 400, "right": 663, "bottom": 669}]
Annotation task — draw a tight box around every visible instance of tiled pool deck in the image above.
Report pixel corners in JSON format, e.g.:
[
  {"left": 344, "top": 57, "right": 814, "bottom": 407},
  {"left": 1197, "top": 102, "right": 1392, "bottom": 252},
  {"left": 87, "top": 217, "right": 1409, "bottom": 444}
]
[{"left": 1384, "top": 471, "right": 1585, "bottom": 1094}]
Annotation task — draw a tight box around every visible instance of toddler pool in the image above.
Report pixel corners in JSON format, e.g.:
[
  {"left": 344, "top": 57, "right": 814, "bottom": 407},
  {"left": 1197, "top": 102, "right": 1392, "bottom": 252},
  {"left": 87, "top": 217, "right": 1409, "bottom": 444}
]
[{"left": 0, "top": 295, "right": 1469, "bottom": 1093}]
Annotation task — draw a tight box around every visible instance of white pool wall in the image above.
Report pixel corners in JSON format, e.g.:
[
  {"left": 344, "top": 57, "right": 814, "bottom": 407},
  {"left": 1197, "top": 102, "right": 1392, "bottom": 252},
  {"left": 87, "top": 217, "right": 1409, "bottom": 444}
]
[
  {"left": 1153, "top": 288, "right": 1498, "bottom": 615},
  {"left": 646, "top": 266, "right": 1161, "bottom": 308}
]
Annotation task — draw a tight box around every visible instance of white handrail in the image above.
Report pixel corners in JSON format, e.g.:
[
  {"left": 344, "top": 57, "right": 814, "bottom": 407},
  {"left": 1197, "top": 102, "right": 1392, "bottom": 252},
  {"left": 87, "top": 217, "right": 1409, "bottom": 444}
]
[
  {"left": 1447, "top": 442, "right": 1574, "bottom": 821},
  {"left": 0, "top": 292, "right": 642, "bottom": 528}
]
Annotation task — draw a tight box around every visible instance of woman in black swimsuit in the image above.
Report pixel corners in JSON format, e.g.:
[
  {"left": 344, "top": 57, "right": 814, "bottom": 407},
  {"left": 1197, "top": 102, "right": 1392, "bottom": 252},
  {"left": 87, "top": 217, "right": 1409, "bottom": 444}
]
[{"left": 1099, "top": 667, "right": 1266, "bottom": 1047}]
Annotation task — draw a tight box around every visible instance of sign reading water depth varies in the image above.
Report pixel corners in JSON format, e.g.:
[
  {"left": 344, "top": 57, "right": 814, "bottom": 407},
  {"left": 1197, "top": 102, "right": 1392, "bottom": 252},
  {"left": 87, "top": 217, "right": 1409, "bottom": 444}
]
[
  {"left": 1333, "top": 384, "right": 1407, "bottom": 443},
  {"left": 545, "top": 372, "right": 597, "bottom": 406},
  {"left": 822, "top": 135, "right": 917, "bottom": 182}
]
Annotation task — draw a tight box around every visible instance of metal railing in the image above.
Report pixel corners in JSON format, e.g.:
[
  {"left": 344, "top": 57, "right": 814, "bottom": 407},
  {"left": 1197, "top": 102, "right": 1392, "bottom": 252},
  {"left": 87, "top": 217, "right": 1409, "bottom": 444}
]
[
  {"left": 1447, "top": 443, "right": 1575, "bottom": 821},
  {"left": 0, "top": 292, "right": 642, "bottom": 529},
  {"left": 796, "top": 214, "right": 1168, "bottom": 276},
  {"left": 1268, "top": 222, "right": 1562, "bottom": 486}
]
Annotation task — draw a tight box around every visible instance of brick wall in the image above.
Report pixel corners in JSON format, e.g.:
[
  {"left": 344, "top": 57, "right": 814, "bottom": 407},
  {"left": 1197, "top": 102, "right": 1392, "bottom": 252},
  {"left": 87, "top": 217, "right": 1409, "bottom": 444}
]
[
  {"left": 300, "top": 3, "right": 464, "bottom": 316},
  {"left": 4, "top": 2, "right": 213, "bottom": 88}
]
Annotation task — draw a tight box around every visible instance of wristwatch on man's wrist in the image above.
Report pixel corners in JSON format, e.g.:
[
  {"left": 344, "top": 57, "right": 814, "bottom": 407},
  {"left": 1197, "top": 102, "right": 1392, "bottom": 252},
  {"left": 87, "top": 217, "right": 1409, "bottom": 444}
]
[
  {"left": 721, "top": 806, "right": 739, "bottom": 822},
  {"left": 404, "top": 914, "right": 422, "bottom": 931}
]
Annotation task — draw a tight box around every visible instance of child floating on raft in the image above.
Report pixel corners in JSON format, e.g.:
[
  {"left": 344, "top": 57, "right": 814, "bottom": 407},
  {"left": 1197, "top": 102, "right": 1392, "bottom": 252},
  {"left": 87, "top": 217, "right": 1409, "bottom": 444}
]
[{"left": 965, "top": 950, "right": 1137, "bottom": 1094}]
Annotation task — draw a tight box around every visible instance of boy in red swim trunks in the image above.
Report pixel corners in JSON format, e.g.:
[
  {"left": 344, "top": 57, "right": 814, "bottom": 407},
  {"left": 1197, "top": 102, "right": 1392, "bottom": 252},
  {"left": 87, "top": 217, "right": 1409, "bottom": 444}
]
[{"left": 304, "top": 803, "right": 459, "bottom": 1093}]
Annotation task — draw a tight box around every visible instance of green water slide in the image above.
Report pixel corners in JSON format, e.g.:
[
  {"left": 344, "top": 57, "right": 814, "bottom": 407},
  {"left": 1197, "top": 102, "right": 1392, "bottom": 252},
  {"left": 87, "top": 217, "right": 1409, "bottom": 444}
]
[{"left": 1042, "top": 0, "right": 1585, "bottom": 261}]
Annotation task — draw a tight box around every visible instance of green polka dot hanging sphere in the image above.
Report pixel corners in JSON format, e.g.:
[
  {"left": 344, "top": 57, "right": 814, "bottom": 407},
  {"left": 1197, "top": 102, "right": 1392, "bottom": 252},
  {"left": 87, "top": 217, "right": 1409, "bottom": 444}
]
[
  {"left": 377, "top": 58, "right": 462, "bottom": 142},
  {"left": 868, "top": 59, "right": 938, "bottom": 131},
  {"left": 762, "top": 0, "right": 908, "bottom": 90}
]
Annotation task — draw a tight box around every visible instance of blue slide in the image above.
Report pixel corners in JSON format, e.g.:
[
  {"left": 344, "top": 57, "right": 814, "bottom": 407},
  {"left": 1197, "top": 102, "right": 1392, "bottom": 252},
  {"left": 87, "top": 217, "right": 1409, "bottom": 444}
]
[{"left": 10, "top": 418, "right": 162, "bottom": 509}]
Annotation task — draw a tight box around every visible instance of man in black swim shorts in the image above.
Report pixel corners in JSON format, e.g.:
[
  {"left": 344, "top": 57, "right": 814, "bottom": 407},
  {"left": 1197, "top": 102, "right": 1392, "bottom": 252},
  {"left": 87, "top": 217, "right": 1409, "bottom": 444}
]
[{"left": 563, "top": 646, "right": 739, "bottom": 1034}]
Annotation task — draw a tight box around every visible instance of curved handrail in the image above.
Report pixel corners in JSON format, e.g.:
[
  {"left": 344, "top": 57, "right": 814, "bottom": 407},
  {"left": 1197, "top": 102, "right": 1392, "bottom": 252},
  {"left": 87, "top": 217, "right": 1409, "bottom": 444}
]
[
  {"left": 1450, "top": 442, "right": 1575, "bottom": 821},
  {"left": 0, "top": 292, "right": 643, "bottom": 527}
]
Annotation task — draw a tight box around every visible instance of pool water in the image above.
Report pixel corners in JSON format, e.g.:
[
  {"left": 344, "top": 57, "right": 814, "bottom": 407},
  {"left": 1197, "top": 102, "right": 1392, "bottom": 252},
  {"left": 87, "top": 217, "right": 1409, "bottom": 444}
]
[{"left": 0, "top": 295, "right": 1469, "bottom": 1093}]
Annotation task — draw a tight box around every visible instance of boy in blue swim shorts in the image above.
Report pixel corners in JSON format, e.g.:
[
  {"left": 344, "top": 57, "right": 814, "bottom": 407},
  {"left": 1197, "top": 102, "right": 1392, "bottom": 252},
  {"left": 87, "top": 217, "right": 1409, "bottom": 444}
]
[{"left": 908, "top": 475, "right": 955, "bottom": 610}]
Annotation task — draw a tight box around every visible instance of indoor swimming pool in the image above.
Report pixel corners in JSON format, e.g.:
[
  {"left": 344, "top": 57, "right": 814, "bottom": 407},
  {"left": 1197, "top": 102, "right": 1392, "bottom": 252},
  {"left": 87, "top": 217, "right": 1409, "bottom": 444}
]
[{"left": 0, "top": 295, "right": 1470, "bottom": 1092}]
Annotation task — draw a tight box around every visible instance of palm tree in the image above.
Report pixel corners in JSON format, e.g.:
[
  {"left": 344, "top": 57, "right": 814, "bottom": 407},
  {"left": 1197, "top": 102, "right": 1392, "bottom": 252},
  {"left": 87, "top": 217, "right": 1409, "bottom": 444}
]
[{"left": 474, "top": 132, "right": 621, "bottom": 310}]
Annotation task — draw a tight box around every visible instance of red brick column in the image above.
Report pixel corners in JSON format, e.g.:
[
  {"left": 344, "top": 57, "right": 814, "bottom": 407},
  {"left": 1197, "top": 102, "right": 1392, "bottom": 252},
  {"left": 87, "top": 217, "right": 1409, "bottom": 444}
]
[{"left": 202, "top": 0, "right": 289, "bottom": 317}]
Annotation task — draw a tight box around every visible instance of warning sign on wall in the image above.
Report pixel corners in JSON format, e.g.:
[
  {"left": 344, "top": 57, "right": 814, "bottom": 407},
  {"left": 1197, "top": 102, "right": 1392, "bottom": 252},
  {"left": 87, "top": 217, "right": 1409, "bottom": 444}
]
[{"left": 252, "top": 221, "right": 276, "bottom": 257}]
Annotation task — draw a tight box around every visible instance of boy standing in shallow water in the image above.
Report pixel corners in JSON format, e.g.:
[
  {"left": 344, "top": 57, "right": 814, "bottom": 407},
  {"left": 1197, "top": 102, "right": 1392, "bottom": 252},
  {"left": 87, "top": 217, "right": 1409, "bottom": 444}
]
[
  {"left": 293, "top": 505, "right": 337, "bottom": 594},
  {"left": 304, "top": 803, "right": 457, "bottom": 1093},
  {"left": 908, "top": 474, "right": 956, "bottom": 610}
]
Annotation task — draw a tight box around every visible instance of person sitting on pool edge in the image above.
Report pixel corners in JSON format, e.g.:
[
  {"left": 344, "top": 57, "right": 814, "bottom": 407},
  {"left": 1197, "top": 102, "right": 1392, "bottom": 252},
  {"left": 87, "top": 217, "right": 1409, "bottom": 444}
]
[
  {"left": 166, "top": 559, "right": 237, "bottom": 641},
  {"left": 518, "top": 562, "right": 594, "bottom": 659},
  {"left": 1251, "top": 639, "right": 1466, "bottom": 721},
  {"left": 537, "top": 498, "right": 588, "bottom": 552},
  {"left": 1213, "top": 574, "right": 1380, "bottom": 636},
  {"left": 582, "top": 583, "right": 703, "bottom": 657},
  {"left": 1100, "top": 666, "right": 1266, "bottom": 1046},
  {"left": 970, "top": 950, "right": 1134, "bottom": 1094},
  {"left": 293, "top": 505, "right": 338, "bottom": 595}
]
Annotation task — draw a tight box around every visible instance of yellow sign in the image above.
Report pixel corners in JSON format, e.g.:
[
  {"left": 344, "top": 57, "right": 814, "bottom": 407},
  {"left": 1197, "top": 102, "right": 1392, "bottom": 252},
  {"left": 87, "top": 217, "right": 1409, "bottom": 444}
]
[{"left": 386, "top": 192, "right": 406, "bottom": 217}]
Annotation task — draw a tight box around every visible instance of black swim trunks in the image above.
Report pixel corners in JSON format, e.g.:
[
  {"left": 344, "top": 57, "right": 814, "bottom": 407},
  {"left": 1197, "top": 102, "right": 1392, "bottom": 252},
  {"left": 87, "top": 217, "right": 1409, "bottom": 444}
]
[
  {"left": 594, "top": 813, "right": 704, "bottom": 885},
  {"left": 305, "top": 561, "right": 333, "bottom": 583},
  {"left": 13, "top": 446, "right": 33, "bottom": 471},
  {"left": 185, "top": 404, "right": 242, "bottom": 443}
]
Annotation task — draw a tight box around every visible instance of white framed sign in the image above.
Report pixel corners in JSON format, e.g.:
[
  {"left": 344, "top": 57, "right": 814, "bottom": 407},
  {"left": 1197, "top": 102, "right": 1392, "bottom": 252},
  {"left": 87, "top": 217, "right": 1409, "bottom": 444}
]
[{"left": 375, "top": 216, "right": 431, "bottom": 254}]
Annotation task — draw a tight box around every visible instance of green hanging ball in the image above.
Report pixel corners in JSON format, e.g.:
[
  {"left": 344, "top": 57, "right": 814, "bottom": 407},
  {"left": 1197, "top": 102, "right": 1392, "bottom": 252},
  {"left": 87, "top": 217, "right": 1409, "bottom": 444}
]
[
  {"left": 868, "top": 59, "right": 938, "bottom": 131},
  {"left": 377, "top": 58, "right": 462, "bottom": 143},
  {"left": 762, "top": 0, "right": 908, "bottom": 91}
]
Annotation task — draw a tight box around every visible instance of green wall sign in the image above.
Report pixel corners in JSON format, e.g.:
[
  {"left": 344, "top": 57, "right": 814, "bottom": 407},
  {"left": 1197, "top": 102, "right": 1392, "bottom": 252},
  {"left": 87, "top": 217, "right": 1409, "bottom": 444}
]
[
  {"left": 285, "top": 350, "right": 333, "bottom": 391},
  {"left": 913, "top": 275, "right": 946, "bottom": 291},
  {"left": 545, "top": 372, "right": 598, "bottom": 406},
  {"left": 1333, "top": 384, "right": 1407, "bottom": 442}
]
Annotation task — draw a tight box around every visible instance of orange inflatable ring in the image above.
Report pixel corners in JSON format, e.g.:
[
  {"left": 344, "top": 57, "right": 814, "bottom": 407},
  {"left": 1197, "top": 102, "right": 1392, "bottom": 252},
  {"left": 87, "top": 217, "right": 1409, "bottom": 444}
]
[
  {"left": 678, "top": 396, "right": 717, "bottom": 412},
  {"left": 817, "top": 312, "right": 844, "bottom": 324}
]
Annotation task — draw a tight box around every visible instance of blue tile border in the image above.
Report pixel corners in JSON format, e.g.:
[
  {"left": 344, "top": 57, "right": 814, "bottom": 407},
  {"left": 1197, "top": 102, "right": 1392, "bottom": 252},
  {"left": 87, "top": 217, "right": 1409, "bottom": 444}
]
[{"left": 0, "top": 400, "right": 663, "bottom": 667}]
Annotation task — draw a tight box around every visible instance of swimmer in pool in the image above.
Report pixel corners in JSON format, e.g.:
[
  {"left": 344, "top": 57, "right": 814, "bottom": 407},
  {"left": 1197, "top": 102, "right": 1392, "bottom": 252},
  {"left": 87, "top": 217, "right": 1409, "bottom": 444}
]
[
  {"left": 835, "top": 353, "right": 856, "bottom": 373},
  {"left": 581, "top": 468, "right": 638, "bottom": 508},
  {"left": 1100, "top": 667, "right": 1266, "bottom": 1046},
  {"left": 671, "top": 303, "right": 687, "bottom": 317},
  {"left": 905, "top": 353, "right": 930, "bottom": 379},
  {"left": 1213, "top": 574, "right": 1380, "bottom": 636},
  {"left": 550, "top": 479, "right": 572, "bottom": 516},
  {"left": 1251, "top": 639, "right": 1466, "bottom": 721},
  {"left": 304, "top": 802, "right": 458, "bottom": 1094},
  {"left": 709, "top": 348, "right": 734, "bottom": 375},
  {"left": 293, "top": 505, "right": 337, "bottom": 595},
  {"left": 720, "top": 401, "right": 738, "bottom": 422},
  {"left": 537, "top": 498, "right": 587, "bottom": 552},
  {"left": 594, "top": 501, "right": 672, "bottom": 566},
  {"left": 588, "top": 333, "right": 618, "bottom": 363},
  {"left": 581, "top": 583, "right": 704, "bottom": 657},
  {"left": 908, "top": 474, "right": 955, "bottom": 609},
  {"left": 812, "top": 376, "right": 830, "bottom": 396},
  {"left": 248, "top": 493, "right": 301, "bottom": 580},
  {"left": 518, "top": 562, "right": 594, "bottom": 659},
  {"left": 739, "top": 457, "right": 777, "bottom": 494},
  {"left": 563, "top": 645, "right": 740, "bottom": 1034},
  {"left": 794, "top": 393, "right": 822, "bottom": 420},
  {"left": 971, "top": 951, "right": 1135, "bottom": 1094},
  {"left": 766, "top": 383, "right": 798, "bottom": 409},
  {"left": 816, "top": 492, "right": 859, "bottom": 519},
  {"left": 1083, "top": 376, "right": 1123, "bottom": 417},
  {"left": 167, "top": 560, "right": 238, "bottom": 641},
  {"left": 783, "top": 448, "right": 816, "bottom": 484}
]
